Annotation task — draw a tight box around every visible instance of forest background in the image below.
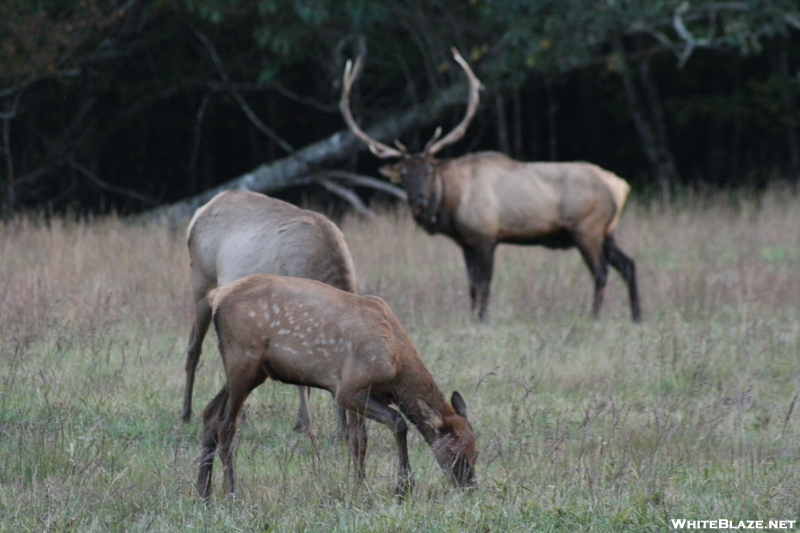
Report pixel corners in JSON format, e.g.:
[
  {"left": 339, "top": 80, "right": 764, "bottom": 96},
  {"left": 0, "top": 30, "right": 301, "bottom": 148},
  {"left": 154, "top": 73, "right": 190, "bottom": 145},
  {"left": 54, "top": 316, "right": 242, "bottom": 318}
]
[{"left": 2, "top": 0, "right": 800, "bottom": 217}]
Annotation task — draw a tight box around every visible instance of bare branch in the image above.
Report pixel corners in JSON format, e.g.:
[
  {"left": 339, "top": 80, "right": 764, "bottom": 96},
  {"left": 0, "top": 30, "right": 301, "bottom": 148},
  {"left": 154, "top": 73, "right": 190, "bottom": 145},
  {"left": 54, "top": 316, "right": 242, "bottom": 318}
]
[
  {"left": 188, "top": 92, "right": 213, "bottom": 176},
  {"left": 310, "top": 177, "right": 374, "bottom": 218},
  {"left": 313, "top": 170, "right": 408, "bottom": 201},
  {"left": 67, "top": 158, "right": 159, "bottom": 205},
  {"left": 188, "top": 21, "right": 294, "bottom": 154},
  {"left": 785, "top": 13, "right": 800, "bottom": 32}
]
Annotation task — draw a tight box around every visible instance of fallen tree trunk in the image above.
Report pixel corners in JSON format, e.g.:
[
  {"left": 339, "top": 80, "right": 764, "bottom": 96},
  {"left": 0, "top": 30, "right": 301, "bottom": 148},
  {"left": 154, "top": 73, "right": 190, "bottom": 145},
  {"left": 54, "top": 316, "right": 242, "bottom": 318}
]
[{"left": 136, "top": 81, "right": 469, "bottom": 224}]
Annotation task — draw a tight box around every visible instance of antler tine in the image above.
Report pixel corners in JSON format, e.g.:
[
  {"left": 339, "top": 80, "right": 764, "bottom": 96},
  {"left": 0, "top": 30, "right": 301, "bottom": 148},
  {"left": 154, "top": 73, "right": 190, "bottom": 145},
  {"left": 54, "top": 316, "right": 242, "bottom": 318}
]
[
  {"left": 422, "top": 126, "right": 443, "bottom": 152},
  {"left": 340, "top": 56, "right": 405, "bottom": 159},
  {"left": 426, "top": 47, "right": 484, "bottom": 156}
]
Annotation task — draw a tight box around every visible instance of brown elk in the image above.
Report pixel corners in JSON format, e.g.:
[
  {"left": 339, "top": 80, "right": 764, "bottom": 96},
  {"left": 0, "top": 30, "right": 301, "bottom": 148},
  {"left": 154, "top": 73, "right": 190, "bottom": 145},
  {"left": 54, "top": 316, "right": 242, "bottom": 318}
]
[
  {"left": 196, "top": 273, "right": 477, "bottom": 499},
  {"left": 181, "top": 189, "right": 356, "bottom": 437},
  {"left": 341, "top": 48, "right": 640, "bottom": 322}
]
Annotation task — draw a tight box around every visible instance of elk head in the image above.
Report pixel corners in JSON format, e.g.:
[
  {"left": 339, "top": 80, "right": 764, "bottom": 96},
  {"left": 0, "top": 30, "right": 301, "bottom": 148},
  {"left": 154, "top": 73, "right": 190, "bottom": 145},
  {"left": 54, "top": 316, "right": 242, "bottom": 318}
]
[
  {"left": 340, "top": 48, "right": 483, "bottom": 227},
  {"left": 417, "top": 391, "right": 477, "bottom": 487}
]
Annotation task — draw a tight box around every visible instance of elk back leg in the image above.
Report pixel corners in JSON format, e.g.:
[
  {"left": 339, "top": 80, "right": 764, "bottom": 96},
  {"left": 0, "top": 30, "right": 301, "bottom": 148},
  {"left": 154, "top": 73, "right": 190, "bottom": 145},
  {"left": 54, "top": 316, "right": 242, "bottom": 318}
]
[
  {"left": 197, "top": 386, "right": 228, "bottom": 499},
  {"left": 218, "top": 362, "right": 268, "bottom": 496},
  {"left": 462, "top": 242, "right": 496, "bottom": 322},
  {"left": 604, "top": 234, "right": 641, "bottom": 322},
  {"left": 183, "top": 296, "right": 213, "bottom": 422}
]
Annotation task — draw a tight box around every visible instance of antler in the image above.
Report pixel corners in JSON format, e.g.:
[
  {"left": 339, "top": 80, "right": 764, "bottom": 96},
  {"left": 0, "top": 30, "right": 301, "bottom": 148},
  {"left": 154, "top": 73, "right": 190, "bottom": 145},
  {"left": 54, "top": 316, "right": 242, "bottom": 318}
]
[
  {"left": 340, "top": 56, "right": 405, "bottom": 159},
  {"left": 425, "top": 48, "right": 483, "bottom": 156}
]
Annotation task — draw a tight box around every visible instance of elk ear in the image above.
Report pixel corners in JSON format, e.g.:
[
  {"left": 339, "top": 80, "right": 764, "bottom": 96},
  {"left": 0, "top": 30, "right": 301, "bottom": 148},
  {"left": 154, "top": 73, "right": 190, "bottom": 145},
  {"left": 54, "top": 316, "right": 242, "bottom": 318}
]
[
  {"left": 451, "top": 391, "right": 468, "bottom": 418},
  {"left": 417, "top": 396, "right": 444, "bottom": 431},
  {"left": 379, "top": 163, "right": 402, "bottom": 184}
]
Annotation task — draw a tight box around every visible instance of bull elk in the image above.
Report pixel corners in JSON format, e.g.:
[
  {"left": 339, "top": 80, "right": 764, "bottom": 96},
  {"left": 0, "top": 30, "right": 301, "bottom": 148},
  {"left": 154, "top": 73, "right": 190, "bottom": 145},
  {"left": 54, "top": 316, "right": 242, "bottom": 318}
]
[
  {"left": 181, "top": 189, "right": 356, "bottom": 437},
  {"left": 341, "top": 48, "right": 641, "bottom": 322},
  {"left": 196, "top": 273, "right": 477, "bottom": 499}
]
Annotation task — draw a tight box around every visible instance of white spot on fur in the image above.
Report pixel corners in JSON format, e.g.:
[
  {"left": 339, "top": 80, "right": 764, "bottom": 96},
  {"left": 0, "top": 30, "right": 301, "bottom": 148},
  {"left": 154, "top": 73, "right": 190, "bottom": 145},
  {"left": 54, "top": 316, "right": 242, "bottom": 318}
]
[
  {"left": 248, "top": 310, "right": 256, "bottom": 318},
  {"left": 275, "top": 343, "right": 298, "bottom": 355},
  {"left": 273, "top": 304, "right": 280, "bottom": 314}
]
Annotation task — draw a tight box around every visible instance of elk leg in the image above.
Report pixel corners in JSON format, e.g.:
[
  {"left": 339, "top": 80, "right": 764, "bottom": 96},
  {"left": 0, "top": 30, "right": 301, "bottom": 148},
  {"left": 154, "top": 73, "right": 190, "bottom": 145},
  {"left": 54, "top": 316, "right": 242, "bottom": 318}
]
[
  {"left": 293, "top": 386, "right": 316, "bottom": 439},
  {"left": 339, "top": 393, "right": 412, "bottom": 497},
  {"left": 462, "top": 242, "right": 496, "bottom": 322},
  {"left": 197, "top": 359, "right": 265, "bottom": 499},
  {"left": 605, "top": 235, "right": 641, "bottom": 322},
  {"left": 197, "top": 387, "right": 228, "bottom": 499},
  {"left": 335, "top": 404, "right": 348, "bottom": 441},
  {"left": 576, "top": 237, "right": 608, "bottom": 318},
  {"left": 218, "top": 390, "right": 251, "bottom": 496},
  {"left": 344, "top": 411, "right": 368, "bottom": 483},
  {"left": 183, "top": 297, "right": 213, "bottom": 422}
]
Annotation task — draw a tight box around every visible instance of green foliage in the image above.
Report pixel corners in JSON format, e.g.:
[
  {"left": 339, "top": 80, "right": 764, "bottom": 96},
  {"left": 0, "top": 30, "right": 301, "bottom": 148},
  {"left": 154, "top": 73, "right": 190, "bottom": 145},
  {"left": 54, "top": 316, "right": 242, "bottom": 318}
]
[{"left": 2, "top": 0, "right": 800, "bottom": 213}]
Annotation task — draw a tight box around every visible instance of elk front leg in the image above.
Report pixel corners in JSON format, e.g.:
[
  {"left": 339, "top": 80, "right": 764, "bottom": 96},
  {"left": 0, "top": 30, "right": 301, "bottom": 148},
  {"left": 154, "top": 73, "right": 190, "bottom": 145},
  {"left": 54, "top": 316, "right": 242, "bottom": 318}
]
[
  {"left": 340, "top": 393, "right": 412, "bottom": 497},
  {"left": 293, "top": 385, "right": 316, "bottom": 439},
  {"left": 183, "top": 297, "right": 213, "bottom": 422},
  {"left": 345, "top": 412, "right": 368, "bottom": 483},
  {"left": 462, "top": 242, "right": 496, "bottom": 322},
  {"left": 576, "top": 236, "right": 608, "bottom": 318}
]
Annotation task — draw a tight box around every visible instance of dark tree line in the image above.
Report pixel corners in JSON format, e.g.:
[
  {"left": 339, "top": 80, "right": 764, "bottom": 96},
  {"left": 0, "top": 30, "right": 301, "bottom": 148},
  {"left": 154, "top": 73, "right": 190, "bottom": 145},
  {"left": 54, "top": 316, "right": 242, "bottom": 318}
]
[{"left": 1, "top": 0, "right": 799, "bottom": 217}]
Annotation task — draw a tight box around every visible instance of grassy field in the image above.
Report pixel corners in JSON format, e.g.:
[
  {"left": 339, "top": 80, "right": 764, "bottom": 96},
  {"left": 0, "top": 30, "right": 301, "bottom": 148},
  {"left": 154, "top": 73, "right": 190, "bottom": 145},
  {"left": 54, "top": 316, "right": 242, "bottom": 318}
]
[{"left": 1, "top": 187, "right": 799, "bottom": 532}]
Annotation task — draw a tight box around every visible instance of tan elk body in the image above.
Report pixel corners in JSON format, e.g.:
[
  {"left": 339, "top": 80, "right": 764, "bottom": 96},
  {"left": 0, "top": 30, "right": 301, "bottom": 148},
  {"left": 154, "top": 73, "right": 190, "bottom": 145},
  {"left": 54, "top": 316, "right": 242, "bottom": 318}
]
[
  {"left": 196, "top": 273, "right": 476, "bottom": 499},
  {"left": 342, "top": 49, "right": 640, "bottom": 321},
  {"left": 181, "top": 189, "right": 356, "bottom": 434}
]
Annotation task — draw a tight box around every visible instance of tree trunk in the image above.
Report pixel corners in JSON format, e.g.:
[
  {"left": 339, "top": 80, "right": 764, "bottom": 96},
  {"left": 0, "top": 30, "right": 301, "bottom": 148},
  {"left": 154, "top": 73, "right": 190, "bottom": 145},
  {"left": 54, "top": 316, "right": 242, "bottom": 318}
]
[
  {"left": 545, "top": 77, "right": 558, "bottom": 161},
  {"left": 776, "top": 38, "right": 800, "bottom": 184},
  {"left": 613, "top": 36, "right": 678, "bottom": 199},
  {"left": 135, "top": 80, "right": 473, "bottom": 224},
  {"left": 494, "top": 92, "right": 510, "bottom": 155}
]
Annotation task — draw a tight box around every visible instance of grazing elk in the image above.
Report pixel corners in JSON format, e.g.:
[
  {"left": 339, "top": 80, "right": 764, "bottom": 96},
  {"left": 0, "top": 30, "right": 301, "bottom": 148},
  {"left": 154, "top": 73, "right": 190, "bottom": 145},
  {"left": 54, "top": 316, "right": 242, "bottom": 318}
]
[
  {"left": 181, "top": 189, "right": 356, "bottom": 438},
  {"left": 196, "top": 273, "right": 477, "bottom": 499},
  {"left": 341, "top": 48, "right": 640, "bottom": 322}
]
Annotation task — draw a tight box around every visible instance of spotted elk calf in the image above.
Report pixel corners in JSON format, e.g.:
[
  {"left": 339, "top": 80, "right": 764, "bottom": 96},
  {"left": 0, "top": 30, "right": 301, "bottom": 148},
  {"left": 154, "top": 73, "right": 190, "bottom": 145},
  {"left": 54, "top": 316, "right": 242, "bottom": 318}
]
[{"left": 196, "top": 273, "right": 477, "bottom": 499}]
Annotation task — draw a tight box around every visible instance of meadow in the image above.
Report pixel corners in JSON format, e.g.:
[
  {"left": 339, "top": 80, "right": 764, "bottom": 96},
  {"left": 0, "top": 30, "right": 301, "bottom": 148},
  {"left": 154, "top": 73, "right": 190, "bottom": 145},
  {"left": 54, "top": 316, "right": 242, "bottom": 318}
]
[{"left": 0, "top": 187, "right": 798, "bottom": 532}]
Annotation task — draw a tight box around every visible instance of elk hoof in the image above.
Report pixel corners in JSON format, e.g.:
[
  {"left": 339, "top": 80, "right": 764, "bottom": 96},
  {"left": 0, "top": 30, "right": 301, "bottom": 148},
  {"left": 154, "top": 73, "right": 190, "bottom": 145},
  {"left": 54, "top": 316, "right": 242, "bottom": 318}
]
[
  {"left": 292, "top": 421, "right": 317, "bottom": 440},
  {"left": 394, "top": 476, "right": 414, "bottom": 500}
]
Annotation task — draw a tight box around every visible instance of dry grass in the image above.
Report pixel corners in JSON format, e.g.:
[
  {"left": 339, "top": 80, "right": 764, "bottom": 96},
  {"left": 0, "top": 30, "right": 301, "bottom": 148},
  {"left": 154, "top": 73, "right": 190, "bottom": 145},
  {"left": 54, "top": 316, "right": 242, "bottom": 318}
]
[{"left": 0, "top": 187, "right": 798, "bottom": 531}]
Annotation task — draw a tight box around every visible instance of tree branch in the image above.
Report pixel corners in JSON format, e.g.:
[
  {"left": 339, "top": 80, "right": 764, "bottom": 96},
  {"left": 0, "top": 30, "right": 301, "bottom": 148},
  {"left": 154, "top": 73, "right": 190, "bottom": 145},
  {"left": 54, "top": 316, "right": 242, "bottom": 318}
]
[
  {"left": 187, "top": 21, "right": 294, "bottom": 154},
  {"left": 134, "top": 76, "right": 473, "bottom": 223}
]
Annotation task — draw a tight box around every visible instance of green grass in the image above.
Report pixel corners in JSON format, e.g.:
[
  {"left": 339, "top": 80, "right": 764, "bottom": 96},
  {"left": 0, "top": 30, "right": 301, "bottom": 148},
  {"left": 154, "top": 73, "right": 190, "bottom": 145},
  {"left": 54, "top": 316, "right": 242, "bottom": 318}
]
[{"left": 1, "top": 187, "right": 799, "bottom": 531}]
